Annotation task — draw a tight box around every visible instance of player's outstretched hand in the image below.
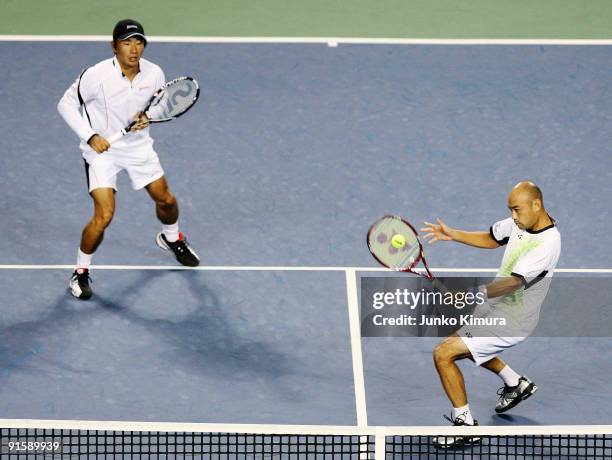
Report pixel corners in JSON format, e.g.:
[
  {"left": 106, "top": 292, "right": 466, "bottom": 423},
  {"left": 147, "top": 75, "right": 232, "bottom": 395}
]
[
  {"left": 420, "top": 218, "right": 453, "bottom": 244},
  {"left": 88, "top": 134, "right": 110, "bottom": 154}
]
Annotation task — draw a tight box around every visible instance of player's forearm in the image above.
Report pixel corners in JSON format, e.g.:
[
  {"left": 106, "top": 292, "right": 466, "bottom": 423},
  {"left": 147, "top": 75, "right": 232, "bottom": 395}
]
[
  {"left": 485, "top": 276, "right": 523, "bottom": 298},
  {"left": 449, "top": 229, "right": 499, "bottom": 249}
]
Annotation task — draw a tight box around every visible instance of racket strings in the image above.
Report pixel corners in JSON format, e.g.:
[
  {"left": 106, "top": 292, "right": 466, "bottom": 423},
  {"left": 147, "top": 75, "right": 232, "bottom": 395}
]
[
  {"left": 368, "top": 217, "right": 421, "bottom": 270},
  {"left": 147, "top": 79, "right": 198, "bottom": 121}
]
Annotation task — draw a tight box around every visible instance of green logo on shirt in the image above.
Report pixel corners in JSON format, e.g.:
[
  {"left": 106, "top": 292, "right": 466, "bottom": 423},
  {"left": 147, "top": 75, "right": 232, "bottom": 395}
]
[{"left": 498, "top": 236, "right": 543, "bottom": 312}]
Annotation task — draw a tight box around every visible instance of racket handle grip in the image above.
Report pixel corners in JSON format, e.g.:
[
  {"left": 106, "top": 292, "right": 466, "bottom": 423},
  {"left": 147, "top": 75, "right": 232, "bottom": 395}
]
[
  {"left": 106, "top": 120, "right": 137, "bottom": 145},
  {"left": 106, "top": 129, "right": 129, "bottom": 144}
]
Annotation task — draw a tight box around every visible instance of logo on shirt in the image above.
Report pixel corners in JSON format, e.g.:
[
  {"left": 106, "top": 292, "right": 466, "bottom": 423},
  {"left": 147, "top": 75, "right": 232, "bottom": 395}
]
[{"left": 138, "top": 86, "right": 150, "bottom": 91}]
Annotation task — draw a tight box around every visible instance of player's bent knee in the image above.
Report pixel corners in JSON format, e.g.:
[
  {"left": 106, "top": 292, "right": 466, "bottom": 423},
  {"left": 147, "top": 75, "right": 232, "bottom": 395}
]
[
  {"left": 93, "top": 209, "right": 114, "bottom": 228},
  {"left": 433, "top": 344, "right": 449, "bottom": 365},
  {"left": 433, "top": 341, "right": 460, "bottom": 366},
  {"left": 157, "top": 193, "right": 176, "bottom": 209}
]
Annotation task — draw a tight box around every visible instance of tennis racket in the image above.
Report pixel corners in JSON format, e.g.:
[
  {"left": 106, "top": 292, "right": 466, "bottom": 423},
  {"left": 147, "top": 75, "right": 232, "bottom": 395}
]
[
  {"left": 367, "top": 215, "right": 434, "bottom": 280},
  {"left": 107, "top": 76, "right": 200, "bottom": 144}
]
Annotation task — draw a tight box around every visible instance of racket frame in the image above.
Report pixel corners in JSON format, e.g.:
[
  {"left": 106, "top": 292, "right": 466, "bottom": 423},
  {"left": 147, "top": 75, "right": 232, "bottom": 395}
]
[
  {"left": 106, "top": 76, "right": 200, "bottom": 144},
  {"left": 367, "top": 215, "right": 434, "bottom": 280}
]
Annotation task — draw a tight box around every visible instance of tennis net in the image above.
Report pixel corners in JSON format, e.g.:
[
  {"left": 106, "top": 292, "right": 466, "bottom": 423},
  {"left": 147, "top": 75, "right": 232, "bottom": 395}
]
[{"left": 0, "top": 420, "right": 610, "bottom": 459}]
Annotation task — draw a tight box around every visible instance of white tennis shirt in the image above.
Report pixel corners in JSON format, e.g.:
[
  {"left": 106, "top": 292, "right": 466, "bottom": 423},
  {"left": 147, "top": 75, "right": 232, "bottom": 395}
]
[
  {"left": 489, "top": 217, "right": 561, "bottom": 333},
  {"left": 58, "top": 56, "right": 165, "bottom": 152}
]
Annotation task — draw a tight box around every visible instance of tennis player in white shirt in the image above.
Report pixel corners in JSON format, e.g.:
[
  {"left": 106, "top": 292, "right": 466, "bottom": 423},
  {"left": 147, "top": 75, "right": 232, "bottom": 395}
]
[
  {"left": 421, "top": 181, "right": 561, "bottom": 448},
  {"left": 58, "top": 19, "right": 199, "bottom": 300}
]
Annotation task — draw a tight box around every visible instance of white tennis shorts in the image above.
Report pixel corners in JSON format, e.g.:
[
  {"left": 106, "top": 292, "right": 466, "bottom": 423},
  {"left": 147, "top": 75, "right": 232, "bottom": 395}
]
[
  {"left": 82, "top": 144, "right": 164, "bottom": 192},
  {"left": 458, "top": 331, "right": 526, "bottom": 366},
  {"left": 452, "top": 299, "right": 527, "bottom": 365}
]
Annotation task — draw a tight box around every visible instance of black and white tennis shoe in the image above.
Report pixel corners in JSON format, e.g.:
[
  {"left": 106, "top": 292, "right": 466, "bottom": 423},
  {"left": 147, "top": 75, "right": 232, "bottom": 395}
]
[
  {"left": 495, "top": 376, "right": 538, "bottom": 413},
  {"left": 156, "top": 232, "right": 200, "bottom": 267},
  {"left": 69, "top": 268, "right": 92, "bottom": 299},
  {"left": 432, "top": 414, "right": 481, "bottom": 449}
]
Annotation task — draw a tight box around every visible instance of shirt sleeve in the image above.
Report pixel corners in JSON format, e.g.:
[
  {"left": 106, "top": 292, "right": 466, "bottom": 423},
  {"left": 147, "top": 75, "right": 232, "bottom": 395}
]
[
  {"left": 157, "top": 67, "right": 166, "bottom": 91},
  {"left": 153, "top": 66, "right": 166, "bottom": 93},
  {"left": 489, "top": 217, "right": 513, "bottom": 246},
  {"left": 511, "top": 240, "right": 555, "bottom": 286},
  {"left": 57, "top": 68, "right": 97, "bottom": 143}
]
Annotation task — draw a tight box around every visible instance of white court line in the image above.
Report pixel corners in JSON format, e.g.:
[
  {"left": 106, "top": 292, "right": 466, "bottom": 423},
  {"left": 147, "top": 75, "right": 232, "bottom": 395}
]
[
  {"left": 0, "top": 418, "right": 373, "bottom": 435},
  {"left": 345, "top": 269, "right": 368, "bottom": 427},
  {"left": 0, "top": 418, "right": 610, "bottom": 436},
  {"left": 1, "top": 35, "right": 612, "bottom": 46},
  {"left": 0, "top": 265, "right": 611, "bottom": 273},
  {"left": 0, "top": 264, "right": 370, "bottom": 271},
  {"left": 377, "top": 425, "right": 612, "bottom": 436}
]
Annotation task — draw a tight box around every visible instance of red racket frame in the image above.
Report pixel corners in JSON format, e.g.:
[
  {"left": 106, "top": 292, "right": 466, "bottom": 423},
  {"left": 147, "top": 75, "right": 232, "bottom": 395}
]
[{"left": 367, "top": 215, "right": 434, "bottom": 280}]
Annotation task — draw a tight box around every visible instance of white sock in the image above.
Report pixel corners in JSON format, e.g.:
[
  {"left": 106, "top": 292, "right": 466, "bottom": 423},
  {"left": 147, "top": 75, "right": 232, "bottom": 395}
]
[
  {"left": 498, "top": 365, "right": 521, "bottom": 387},
  {"left": 76, "top": 248, "right": 93, "bottom": 270},
  {"left": 452, "top": 404, "right": 474, "bottom": 425},
  {"left": 162, "top": 222, "right": 180, "bottom": 243}
]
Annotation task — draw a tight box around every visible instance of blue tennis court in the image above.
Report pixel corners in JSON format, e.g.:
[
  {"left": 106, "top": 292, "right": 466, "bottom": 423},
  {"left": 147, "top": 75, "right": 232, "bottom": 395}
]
[{"left": 0, "top": 40, "right": 611, "bottom": 443}]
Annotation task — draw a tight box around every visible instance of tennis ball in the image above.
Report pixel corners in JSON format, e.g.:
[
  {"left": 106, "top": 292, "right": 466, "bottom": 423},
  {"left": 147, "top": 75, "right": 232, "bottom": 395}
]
[{"left": 391, "top": 234, "right": 406, "bottom": 249}]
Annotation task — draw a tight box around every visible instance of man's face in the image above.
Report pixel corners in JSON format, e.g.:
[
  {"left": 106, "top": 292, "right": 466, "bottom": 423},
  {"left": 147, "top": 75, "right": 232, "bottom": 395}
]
[
  {"left": 113, "top": 37, "right": 145, "bottom": 70},
  {"left": 507, "top": 192, "right": 539, "bottom": 231}
]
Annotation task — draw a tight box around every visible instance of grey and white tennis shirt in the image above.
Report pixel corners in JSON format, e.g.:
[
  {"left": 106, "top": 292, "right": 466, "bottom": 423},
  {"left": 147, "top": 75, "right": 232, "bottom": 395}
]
[
  {"left": 489, "top": 217, "right": 562, "bottom": 334},
  {"left": 58, "top": 56, "right": 165, "bottom": 152}
]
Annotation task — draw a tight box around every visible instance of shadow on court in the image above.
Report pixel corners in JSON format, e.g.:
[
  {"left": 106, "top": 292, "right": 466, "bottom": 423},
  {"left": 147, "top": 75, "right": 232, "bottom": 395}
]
[
  {"left": 2, "top": 271, "right": 292, "bottom": 381},
  {"left": 0, "top": 269, "right": 357, "bottom": 424}
]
